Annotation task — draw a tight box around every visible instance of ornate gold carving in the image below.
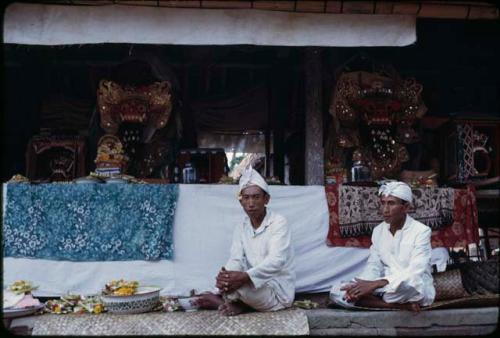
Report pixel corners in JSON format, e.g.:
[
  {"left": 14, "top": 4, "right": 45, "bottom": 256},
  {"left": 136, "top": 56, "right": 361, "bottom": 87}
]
[
  {"left": 97, "top": 80, "right": 172, "bottom": 134},
  {"left": 95, "top": 79, "right": 174, "bottom": 177},
  {"left": 95, "top": 135, "right": 128, "bottom": 170},
  {"left": 327, "top": 70, "right": 427, "bottom": 179}
]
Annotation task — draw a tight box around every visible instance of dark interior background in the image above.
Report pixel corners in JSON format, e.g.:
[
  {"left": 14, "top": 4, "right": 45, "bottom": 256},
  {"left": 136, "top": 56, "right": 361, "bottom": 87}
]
[{"left": 2, "top": 19, "right": 499, "bottom": 183}]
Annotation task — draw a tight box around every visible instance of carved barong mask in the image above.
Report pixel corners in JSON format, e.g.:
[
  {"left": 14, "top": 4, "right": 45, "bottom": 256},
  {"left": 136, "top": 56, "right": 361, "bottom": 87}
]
[
  {"left": 98, "top": 79, "right": 172, "bottom": 138},
  {"left": 96, "top": 79, "right": 173, "bottom": 177},
  {"left": 26, "top": 136, "right": 86, "bottom": 182},
  {"left": 329, "top": 71, "right": 427, "bottom": 179}
]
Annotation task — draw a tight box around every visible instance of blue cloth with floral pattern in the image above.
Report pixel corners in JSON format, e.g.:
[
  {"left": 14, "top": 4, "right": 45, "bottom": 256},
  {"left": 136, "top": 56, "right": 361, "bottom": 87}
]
[{"left": 3, "top": 183, "right": 178, "bottom": 261}]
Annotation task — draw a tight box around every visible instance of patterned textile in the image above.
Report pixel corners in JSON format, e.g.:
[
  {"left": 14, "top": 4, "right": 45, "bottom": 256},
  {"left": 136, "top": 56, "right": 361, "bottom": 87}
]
[
  {"left": 430, "top": 186, "right": 479, "bottom": 249},
  {"left": 457, "top": 123, "right": 475, "bottom": 182},
  {"left": 337, "top": 185, "right": 454, "bottom": 238},
  {"left": 3, "top": 184, "right": 178, "bottom": 261},
  {"left": 326, "top": 184, "right": 479, "bottom": 248},
  {"left": 31, "top": 309, "right": 310, "bottom": 335}
]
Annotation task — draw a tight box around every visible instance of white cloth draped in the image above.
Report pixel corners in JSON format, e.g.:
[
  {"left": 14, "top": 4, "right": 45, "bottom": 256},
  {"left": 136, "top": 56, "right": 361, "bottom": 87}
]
[
  {"left": 2, "top": 184, "right": 447, "bottom": 297},
  {"left": 4, "top": 3, "right": 416, "bottom": 47}
]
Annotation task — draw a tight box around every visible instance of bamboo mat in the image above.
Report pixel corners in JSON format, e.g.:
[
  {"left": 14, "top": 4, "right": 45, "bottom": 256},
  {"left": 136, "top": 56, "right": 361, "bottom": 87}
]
[
  {"left": 31, "top": 308, "right": 309, "bottom": 335},
  {"left": 329, "top": 294, "right": 499, "bottom": 311}
]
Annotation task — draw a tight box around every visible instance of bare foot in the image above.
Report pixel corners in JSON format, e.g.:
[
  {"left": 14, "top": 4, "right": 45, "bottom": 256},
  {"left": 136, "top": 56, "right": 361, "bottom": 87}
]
[
  {"left": 195, "top": 293, "right": 224, "bottom": 310},
  {"left": 388, "top": 301, "right": 421, "bottom": 312},
  {"left": 401, "top": 302, "right": 421, "bottom": 312},
  {"left": 218, "top": 301, "right": 248, "bottom": 316}
]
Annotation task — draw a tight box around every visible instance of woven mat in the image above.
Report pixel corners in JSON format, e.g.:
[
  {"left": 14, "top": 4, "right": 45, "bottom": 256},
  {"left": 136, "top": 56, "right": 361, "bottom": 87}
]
[
  {"left": 31, "top": 309, "right": 309, "bottom": 335},
  {"left": 424, "top": 294, "right": 499, "bottom": 310},
  {"left": 328, "top": 294, "right": 499, "bottom": 311}
]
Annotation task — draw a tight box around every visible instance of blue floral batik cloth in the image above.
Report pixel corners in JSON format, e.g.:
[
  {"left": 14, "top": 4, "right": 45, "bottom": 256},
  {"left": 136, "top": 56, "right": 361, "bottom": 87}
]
[{"left": 3, "top": 183, "right": 178, "bottom": 261}]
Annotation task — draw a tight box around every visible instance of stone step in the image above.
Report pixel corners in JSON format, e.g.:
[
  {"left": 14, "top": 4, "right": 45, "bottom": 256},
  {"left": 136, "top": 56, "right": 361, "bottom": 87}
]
[{"left": 306, "top": 307, "right": 499, "bottom": 336}]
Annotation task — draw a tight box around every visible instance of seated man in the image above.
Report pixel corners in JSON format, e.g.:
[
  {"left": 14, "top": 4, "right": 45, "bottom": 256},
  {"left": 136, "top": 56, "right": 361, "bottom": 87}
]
[
  {"left": 330, "top": 181, "right": 435, "bottom": 311},
  {"left": 197, "top": 166, "right": 295, "bottom": 316}
]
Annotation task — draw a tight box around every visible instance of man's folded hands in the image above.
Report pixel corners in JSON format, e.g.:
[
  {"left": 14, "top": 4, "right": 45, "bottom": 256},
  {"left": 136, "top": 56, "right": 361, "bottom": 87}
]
[{"left": 216, "top": 267, "right": 250, "bottom": 293}]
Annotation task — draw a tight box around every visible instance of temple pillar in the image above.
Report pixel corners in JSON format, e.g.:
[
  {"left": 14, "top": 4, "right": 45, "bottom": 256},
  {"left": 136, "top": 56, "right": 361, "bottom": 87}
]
[{"left": 304, "top": 47, "right": 324, "bottom": 185}]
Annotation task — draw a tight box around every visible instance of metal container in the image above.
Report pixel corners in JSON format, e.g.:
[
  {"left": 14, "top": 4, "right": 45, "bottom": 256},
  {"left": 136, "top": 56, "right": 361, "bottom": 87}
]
[
  {"left": 182, "top": 162, "right": 197, "bottom": 184},
  {"left": 351, "top": 161, "right": 372, "bottom": 182}
]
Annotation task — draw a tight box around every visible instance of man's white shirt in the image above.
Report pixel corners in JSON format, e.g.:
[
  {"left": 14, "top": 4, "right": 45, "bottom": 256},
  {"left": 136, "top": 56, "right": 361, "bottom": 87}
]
[
  {"left": 359, "top": 215, "right": 436, "bottom": 306},
  {"left": 225, "top": 209, "right": 295, "bottom": 306}
]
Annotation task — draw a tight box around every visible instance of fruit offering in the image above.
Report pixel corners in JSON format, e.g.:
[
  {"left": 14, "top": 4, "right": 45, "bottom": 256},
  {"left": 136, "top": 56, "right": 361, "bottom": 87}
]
[
  {"left": 103, "top": 279, "right": 139, "bottom": 296},
  {"left": 9, "top": 280, "right": 38, "bottom": 295}
]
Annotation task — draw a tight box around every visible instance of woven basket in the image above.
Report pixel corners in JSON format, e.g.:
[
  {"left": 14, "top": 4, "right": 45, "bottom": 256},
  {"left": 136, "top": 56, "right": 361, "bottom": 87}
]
[
  {"left": 458, "top": 258, "right": 499, "bottom": 295},
  {"left": 433, "top": 268, "right": 469, "bottom": 301},
  {"left": 434, "top": 257, "right": 499, "bottom": 301}
]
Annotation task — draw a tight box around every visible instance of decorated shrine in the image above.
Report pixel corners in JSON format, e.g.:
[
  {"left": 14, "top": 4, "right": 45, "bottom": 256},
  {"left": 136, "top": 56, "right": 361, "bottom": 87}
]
[
  {"left": 96, "top": 79, "right": 174, "bottom": 177},
  {"left": 327, "top": 68, "right": 427, "bottom": 180}
]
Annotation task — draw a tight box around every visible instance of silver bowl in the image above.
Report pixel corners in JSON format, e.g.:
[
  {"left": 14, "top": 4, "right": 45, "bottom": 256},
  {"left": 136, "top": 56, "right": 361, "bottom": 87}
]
[
  {"left": 101, "top": 287, "right": 161, "bottom": 314},
  {"left": 2, "top": 304, "right": 45, "bottom": 319}
]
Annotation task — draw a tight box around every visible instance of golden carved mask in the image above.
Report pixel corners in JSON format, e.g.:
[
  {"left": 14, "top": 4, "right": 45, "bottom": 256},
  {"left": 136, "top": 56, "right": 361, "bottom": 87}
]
[{"left": 97, "top": 79, "right": 173, "bottom": 135}]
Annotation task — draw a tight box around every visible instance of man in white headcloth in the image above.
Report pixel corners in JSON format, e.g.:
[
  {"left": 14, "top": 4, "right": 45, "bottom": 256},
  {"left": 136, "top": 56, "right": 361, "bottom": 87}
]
[
  {"left": 330, "top": 181, "right": 435, "bottom": 311},
  {"left": 196, "top": 166, "right": 295, "bottom": 316}
]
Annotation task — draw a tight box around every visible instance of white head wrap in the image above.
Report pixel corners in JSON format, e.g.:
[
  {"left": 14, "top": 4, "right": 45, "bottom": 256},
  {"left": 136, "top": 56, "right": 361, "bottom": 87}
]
[
  {"left": 378, "top": 181, "right": 413, "bottom": 203},
  {"left": 238, "top": 165, "right": 269, "bottom": 198}
]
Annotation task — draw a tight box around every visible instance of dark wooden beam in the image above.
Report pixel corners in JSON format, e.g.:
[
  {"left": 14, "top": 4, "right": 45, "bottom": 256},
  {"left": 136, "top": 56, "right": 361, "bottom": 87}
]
[
  {"left": 270, "top": 60, "right": 288, "bottom": 183},
  {"left": 304, "top": 47, "right": 324, "bottom": 185}
]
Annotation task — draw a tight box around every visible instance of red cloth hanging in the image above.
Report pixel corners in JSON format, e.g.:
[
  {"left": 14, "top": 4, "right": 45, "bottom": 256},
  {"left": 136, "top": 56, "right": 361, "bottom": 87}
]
[{"left": 325, "top": 184, "right": 479, "bottom": 248}]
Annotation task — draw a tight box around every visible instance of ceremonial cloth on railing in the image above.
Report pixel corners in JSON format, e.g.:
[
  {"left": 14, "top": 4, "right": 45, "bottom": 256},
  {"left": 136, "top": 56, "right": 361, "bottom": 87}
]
[
  {"left": 338, "top": 185, "right": 454, "bottom": 237},
  {"left": 326, "top": 184, "right": 479, "bottom": 248},
  {"left": 3, "top": 183, "right": 178, "bottom": 261}
]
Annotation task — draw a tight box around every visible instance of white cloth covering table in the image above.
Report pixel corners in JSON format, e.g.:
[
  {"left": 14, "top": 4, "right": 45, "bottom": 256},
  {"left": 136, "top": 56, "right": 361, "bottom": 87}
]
[{"left": 2, "top": 184, "right": 448, "bottom": 297}]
